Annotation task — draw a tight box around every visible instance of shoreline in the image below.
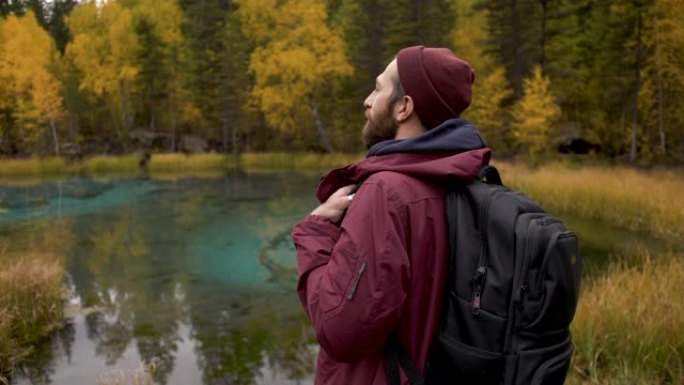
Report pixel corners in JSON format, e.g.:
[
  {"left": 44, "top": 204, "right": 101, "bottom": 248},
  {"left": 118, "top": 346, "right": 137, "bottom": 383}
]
[{"left": 0, "top": 152, "right": 364, "bottom": 182}]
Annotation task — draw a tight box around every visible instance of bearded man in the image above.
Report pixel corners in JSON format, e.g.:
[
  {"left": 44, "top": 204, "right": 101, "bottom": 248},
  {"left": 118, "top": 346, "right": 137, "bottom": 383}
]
[{"left": 292, "top": 46, "right": 490, "bottom": 384}]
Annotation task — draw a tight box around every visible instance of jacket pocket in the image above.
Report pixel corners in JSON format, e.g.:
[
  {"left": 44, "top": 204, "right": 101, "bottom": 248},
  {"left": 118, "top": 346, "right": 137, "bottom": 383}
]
[{"left": 320, "top": 241, "right": 358, "bottom": 314}]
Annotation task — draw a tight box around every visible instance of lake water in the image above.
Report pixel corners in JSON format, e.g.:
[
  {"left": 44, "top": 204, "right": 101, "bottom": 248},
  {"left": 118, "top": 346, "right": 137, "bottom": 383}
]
[
  {"left": 0, "top": 172, "right": 672, "bottom": 385},
  {"left": 0, "top": 172, "right": 321, "bottom": 385}
]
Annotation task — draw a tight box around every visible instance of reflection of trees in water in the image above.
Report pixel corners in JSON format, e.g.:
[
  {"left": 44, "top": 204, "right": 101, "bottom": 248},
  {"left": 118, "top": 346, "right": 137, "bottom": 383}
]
[
  {"left": 74, "top": 208, "right": 186, "bottom": 383},
  {"left": 187, "top": 286, "right": 315, "bottom": 385},
  {"left": 8, "top": 174, "right": 318, "bottom": 385}
]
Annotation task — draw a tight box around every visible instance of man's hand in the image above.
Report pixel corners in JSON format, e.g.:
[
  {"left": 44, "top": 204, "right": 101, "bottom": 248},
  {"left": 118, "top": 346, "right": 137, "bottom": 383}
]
[{"left": 310, "top": 185, "right": 356, "bottom": 223}]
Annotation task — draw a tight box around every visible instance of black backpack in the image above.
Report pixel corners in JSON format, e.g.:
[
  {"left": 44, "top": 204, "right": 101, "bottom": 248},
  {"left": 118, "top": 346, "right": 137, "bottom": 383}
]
[{"left": 385, "top": 165, "right": 582, "bottom": 385}]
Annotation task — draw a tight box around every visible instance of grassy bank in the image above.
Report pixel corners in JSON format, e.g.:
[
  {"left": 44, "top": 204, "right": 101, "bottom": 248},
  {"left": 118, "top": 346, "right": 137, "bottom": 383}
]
[
  {"left": 0, "top": 152, "right": 363, "bottom": 183},
  {"left": 0, "top": 255, "right": 64, "bottom": 379},
  {"left": 568, "top": 251, "right": 684, "bottom": 384},
  {"left": 498, "top": 162, "right": 684, "bottom": 242}
]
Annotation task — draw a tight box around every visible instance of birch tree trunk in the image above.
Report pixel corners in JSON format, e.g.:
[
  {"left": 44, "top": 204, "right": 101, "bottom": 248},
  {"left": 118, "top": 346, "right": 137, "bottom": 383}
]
[
  {"left": 50, "top": 120, "right": 59, "bottom": 156},
  {"left": 310, "top": 95, "right": 334, "bottom": 153}
]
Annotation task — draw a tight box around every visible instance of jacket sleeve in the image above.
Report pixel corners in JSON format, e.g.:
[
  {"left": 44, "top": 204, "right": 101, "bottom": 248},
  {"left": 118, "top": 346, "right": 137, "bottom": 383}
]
[{"left": 292, "top": 181, "right": 410, "bottom": 362}]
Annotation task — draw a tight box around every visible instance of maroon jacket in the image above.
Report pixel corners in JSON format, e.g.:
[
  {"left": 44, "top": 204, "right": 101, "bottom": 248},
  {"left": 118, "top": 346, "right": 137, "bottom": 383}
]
[{"left": 293, "top": 120, "right": 490, "bottom": 384}]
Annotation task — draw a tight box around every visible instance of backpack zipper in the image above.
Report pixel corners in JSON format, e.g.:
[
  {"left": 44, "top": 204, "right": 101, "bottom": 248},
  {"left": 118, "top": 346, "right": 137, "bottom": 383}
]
[
  {"left": 534, "top": 231, "right": 575, "bottom": 297},
  {"left": 470, "top": 189, "right": 496, "bottom": 315}
]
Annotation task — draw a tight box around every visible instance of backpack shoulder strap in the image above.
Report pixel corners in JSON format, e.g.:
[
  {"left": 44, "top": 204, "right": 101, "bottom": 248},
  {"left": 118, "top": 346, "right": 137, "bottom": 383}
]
[
  {"left": 479, "top": 165, "right": 503, "bottom": 186},
  {"left": 383, "top": 333, "right": 425, "bottom": 385}
]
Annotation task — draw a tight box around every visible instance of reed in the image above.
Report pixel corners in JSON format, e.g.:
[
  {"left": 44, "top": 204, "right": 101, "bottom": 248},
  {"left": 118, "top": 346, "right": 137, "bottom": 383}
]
[
  {"left": 84, "top": 155, "right": 140, "bottom": 175},
  {"left": 567, "top": 251, "right": 684, "bottom": 384},
  {"left": 497, "top": 162, "right": 684, "bottom": 241},
  {"left": 239, "top": 152, "right": 361, "bottom": 171},
  {"left": 0, "top": 157, "right": 70, "bottom": 178},
  {"left": 0, "top": 255, "right": 64, "bottom": 375},
  {"left": 0, "top": 152, "right": 362, "bottom": 183},
  {"left": 147, "top": 152, "right": 233, "bottom": 173}
]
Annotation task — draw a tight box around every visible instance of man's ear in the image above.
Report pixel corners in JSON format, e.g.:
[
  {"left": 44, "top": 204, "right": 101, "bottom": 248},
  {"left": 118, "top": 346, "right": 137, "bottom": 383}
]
[{"left": 395, "top": 95, "right": 415, "bottom": 123}]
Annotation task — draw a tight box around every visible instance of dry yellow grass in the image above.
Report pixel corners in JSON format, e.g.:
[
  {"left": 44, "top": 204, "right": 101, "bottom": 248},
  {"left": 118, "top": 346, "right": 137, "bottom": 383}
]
[
  {"left": 0, "top": 255, "right": 64, "bottom": 375},
  {"left": 0, "top": 152, "right": 363, "bottom": 184},
  {"left": 497, "top": 162, "right": 684, "bottom": 241},
  {"left": 147, "top": 152, "right": 232, "bottom": 173},
  {"left": 567, "top": 251, "right": 684, "bottom": 384},
  {"left": 239, "top": 152, "right": 361, "bottom": 170},
  {"left": 83, "top": 155, "right": 140, "bottom": 175},
  {"left": 0, "top": 157, "right": 69, "bottom": 178}
]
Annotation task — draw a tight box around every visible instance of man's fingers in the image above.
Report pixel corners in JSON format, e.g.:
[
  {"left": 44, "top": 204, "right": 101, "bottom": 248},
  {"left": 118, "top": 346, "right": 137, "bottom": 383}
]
[{"left": 332, "top": 184, "right": 357, "bottom": 198}]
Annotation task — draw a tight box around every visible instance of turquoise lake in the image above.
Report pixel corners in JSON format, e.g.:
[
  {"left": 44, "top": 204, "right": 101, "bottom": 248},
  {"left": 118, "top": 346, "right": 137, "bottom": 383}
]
[
  {"left": 0, "top": 171, "right": 673, "bottom": 385},
  {"left": 0, "top": 172, "right": 321, "bottom": 385}
]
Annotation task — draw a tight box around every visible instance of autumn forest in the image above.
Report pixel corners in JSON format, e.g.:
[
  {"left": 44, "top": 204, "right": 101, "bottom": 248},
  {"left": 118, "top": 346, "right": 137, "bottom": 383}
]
[{"left": 0, "top": 0, "right": 682, "bottom": 164}]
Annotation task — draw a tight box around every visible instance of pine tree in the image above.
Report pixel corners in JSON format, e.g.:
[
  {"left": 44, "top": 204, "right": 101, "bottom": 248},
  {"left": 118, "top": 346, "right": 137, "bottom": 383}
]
[{"left": 639, "top": 0, "right": 684, "bottom": 161}]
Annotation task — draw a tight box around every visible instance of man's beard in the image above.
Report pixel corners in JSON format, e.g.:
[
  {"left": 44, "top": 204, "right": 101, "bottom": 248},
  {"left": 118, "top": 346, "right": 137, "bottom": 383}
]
[{"left": 362, "top": 102, "right": 399, "bottom": 150}]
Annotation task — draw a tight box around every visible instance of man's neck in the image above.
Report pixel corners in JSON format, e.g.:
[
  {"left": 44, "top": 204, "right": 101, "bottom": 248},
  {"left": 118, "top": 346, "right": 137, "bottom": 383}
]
[{"left": 395, "top": 120, "right": 427, "bottom": 140}]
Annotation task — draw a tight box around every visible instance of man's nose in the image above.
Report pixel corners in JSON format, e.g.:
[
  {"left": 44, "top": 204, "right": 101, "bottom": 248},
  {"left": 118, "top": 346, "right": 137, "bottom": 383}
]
[{"left": 363, "top": 94, "right": 373, "bottom": 109}]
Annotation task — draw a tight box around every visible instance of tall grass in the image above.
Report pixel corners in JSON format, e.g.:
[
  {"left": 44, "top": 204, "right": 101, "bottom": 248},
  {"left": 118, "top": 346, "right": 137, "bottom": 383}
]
[
  {"left": 0, "top": 157, "right": 69, "bottom": 178},
  {"left": 0, "top": 255, "right": 64, "bottom": 376},
  {"left": 0, "top": 152, "right": 363, "bottom": 183},
  {"left": 498, "top": 162, "right": 684, "bottom": 241},
  {"left": 239, "top": 152, "right": 361, "bottom": 171},
  {"left": 568, "top": 251, "right": 684, "bottom": 384},
  {"left": 83, "top": 155, "right": 140, "bottom": 175},
  {"left": 148, "top": 152, "right": 232, "bottom": 173}
]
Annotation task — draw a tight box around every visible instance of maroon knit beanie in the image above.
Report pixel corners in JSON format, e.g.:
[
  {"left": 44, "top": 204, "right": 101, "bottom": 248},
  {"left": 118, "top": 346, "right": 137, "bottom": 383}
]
[{"left": 396, "top": 46, "right": 475, "bottom": 129}]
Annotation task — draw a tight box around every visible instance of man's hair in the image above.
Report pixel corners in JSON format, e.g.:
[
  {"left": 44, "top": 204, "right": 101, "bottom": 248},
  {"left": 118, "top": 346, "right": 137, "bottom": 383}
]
[{"left": 389, "top": 72, "right": 405, "bottom": 106}]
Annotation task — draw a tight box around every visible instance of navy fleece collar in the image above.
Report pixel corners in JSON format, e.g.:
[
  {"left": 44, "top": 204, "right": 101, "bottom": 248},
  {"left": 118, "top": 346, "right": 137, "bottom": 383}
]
[{"left": 366, "top": 118, "right": 487, "bottom": 157}]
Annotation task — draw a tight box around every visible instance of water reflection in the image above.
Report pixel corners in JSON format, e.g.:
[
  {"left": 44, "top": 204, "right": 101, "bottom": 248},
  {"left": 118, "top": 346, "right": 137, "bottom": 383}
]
[{"left": 0, "top": 172, "right": 319, "bottom": 385}]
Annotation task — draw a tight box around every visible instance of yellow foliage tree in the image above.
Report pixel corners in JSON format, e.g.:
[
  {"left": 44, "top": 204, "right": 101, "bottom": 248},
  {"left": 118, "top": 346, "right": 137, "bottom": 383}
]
[
  {"left": 66, "top": 1, "right": 139, "bottom": 140},
  {"left": 511, "top": 66, "right": 561, "bottom": 157},
  {"left": 237, "top": 0, "right": 352, "bottom": 152},
  {"left": 0, "top": 11, "right": 64, "bottom": 154},
  {"left": 451, "top": 0, "right": 513, "bottom": 151}
]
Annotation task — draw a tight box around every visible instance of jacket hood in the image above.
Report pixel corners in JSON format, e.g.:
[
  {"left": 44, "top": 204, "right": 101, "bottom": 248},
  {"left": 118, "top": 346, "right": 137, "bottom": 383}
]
[{"left": 316, "top": 119, "right": 490, "bottom": 202}]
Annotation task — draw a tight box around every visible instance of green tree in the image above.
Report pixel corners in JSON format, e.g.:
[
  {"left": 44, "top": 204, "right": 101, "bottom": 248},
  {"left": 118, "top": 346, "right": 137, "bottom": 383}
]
[
  {"left": 237, "top": 0, "right": 352, "bottom": 152},
  {"left": 638, "top": 0, "right": 684, "bottom": 161},
  {"left": 129, "top": 0, "right": 190, "bottom": 148},
  {"left": 178, "top": 0, "right": 253, "bottom": 153},
  {"left": 511, "top": 66, "right": 560, "bottom": 158}
]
